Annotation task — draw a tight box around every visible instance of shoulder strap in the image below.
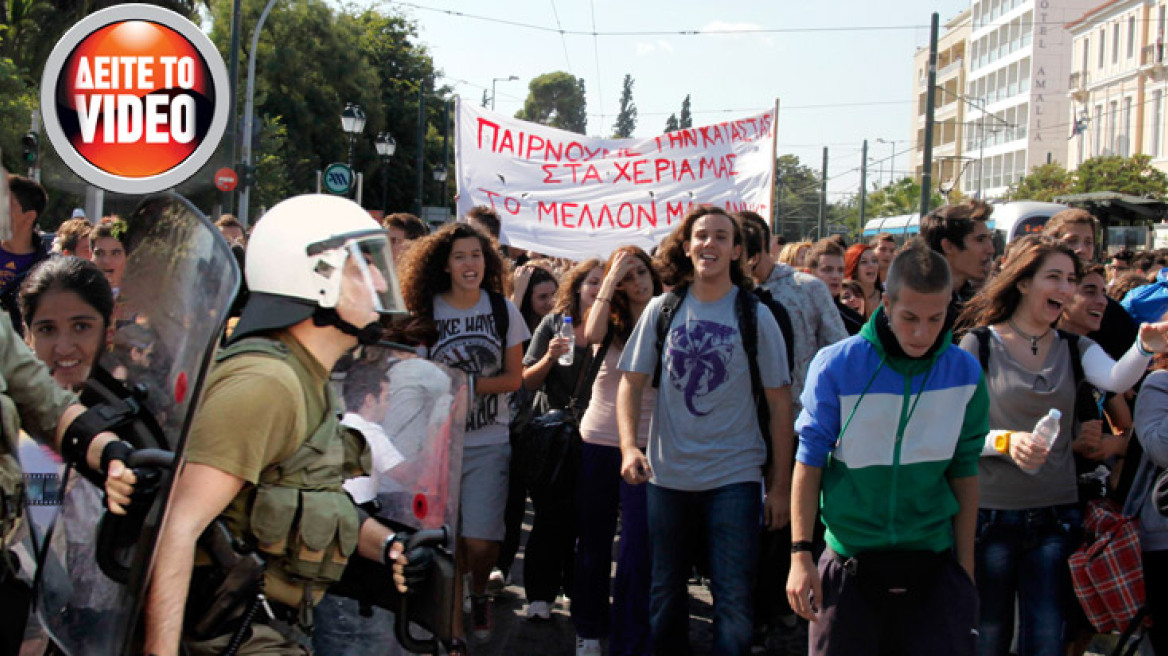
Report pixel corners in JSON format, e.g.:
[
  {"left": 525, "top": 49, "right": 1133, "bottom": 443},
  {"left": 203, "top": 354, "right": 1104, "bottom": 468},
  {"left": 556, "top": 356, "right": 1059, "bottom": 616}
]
[
  {"left": 753, "top": 287, "right": 796, "bottom": 375},
  {"left": 1059, "top": 330, "right": 1085, "bottom": 389},
  {"left": 652, "top": 287, "right": 687, "bottom": 388},
  {"left": 569, "top": 326, "right": 615, "bottom": 418},
  {"left": 971, "top": 326, "right": 991, "bottom": 373},
  {"left": 737, "top": 288, "right": 773, "bottom": 468},
  {"left": 487, "top": 291, "right": 509, "bottom": 346}
]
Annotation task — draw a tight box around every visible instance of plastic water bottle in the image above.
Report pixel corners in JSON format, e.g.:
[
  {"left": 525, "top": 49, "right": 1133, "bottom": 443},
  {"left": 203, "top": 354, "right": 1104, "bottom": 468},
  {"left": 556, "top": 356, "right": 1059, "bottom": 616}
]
[
  {"left": 558, "top": 317, "right": 575, "bottom": 366},
  {"left": 1021, "top": 408, "right": 1062, "bottom": 475}
]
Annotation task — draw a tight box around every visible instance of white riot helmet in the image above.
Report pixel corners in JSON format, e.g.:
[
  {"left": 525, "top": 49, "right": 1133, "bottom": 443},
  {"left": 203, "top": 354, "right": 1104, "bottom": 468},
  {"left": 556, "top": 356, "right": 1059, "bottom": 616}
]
[{"left": 230, "top": 194, "right": 405, "bottom": 343}]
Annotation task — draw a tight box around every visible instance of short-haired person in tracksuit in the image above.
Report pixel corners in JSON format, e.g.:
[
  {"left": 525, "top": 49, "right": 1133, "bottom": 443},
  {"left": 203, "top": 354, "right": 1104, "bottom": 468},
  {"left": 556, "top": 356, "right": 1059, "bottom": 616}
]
[{"left": 786, "top": 242, "right": 987, "bottom": 656}]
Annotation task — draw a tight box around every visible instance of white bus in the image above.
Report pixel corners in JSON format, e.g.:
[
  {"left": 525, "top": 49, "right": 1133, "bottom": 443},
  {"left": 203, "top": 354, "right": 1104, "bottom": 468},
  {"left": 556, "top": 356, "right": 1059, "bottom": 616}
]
[{"left": 861, "top": 201, "right": 1067, "bottom": 253}]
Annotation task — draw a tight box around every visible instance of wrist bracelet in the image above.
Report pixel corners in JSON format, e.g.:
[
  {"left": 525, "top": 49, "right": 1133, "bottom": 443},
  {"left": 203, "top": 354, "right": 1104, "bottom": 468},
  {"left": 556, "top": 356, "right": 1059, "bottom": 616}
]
[
  {"left": 382, "top": 532, "right": 398, "bottom": 565},
  {"left": 791, "top": 540, "right": 814, "bottom": 554},
  {"left": 1137, "top": 337, "right": 1154, "bottom": 357}
]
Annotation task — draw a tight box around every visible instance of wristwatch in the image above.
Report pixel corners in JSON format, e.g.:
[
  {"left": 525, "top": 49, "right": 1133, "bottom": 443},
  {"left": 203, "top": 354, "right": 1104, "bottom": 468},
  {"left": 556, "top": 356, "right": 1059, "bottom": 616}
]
[
  {"left": 994, "top": 431, "right": 1013, "bottom": 454},
  {"left": 790, "top": 540, "right": 813, "bottom": 554}
]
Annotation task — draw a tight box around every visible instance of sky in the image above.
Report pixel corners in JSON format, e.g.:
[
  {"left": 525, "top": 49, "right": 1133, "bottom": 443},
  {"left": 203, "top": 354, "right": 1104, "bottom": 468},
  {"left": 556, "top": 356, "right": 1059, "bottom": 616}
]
[{"left": 390, "top": 0, "right": 970, "bottom": 204}]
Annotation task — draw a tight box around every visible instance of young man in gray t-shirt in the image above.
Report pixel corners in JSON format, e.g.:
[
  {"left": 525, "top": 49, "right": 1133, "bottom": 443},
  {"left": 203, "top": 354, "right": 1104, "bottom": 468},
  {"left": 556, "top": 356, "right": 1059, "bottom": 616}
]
[{"left": 617, "top": 207, "right": 793, "bottom": 656}]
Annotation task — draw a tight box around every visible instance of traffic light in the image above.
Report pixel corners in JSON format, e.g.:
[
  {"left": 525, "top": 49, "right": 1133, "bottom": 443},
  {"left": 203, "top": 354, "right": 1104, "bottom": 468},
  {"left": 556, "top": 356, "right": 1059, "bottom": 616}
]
[
  {"left": 21, "top": 133, "right": 38, "bottom": 166},
  {"left": 240, "top": 163, "right": 257, "bottom": 187}
]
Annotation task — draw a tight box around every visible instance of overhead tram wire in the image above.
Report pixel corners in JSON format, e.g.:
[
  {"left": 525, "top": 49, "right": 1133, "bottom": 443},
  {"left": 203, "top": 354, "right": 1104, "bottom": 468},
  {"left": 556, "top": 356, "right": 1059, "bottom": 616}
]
[
  {"left": 548, "top": 0, "right": 574, "bottom": 73},
  {"left": 389, "top": 3, "right": 1167, "bottom": 38},
  {"left": 589, "top": 0, "right": 604, "bottom": 135}
]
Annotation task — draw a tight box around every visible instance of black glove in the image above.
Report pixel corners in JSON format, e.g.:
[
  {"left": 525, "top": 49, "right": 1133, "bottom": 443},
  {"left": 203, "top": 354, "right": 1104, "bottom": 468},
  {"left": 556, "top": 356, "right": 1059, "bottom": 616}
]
[
  {"left": 401, "top": 545, "right": 437, "bottom": 590},
  {"left": 100, "top": 441, "right": 167, "bottom": 512}
]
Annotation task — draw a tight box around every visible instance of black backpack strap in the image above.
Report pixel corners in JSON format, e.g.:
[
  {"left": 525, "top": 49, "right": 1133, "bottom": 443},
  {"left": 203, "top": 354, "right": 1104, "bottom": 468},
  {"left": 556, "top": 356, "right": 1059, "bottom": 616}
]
[
  {"left": 753, "top": 287, "right": 796, "bottom": 376},
  {"left": 737, "top": 288, "right": 773, "bottom": 469},
  {"left": 1060, "top": 330, "right": 1085, "bottom": 390},
  {"left": 652, "top": 287, "right": 686, "bottom": 388},
  {"left": 487, "top": 290, "right": 509, "bottom": 346},
  {"left": 971, "top": 326, "right": 991, "bottom": 373}
]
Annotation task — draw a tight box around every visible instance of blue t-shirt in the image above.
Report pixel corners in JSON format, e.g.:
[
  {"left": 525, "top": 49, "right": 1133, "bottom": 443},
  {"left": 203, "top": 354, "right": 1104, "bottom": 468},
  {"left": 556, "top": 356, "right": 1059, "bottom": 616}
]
[
  {"left": 619, "top": 287, "right": 789, "bottom": 491},
  {"left": 0, "top": 247, "right": 42, "bottom": 298}
]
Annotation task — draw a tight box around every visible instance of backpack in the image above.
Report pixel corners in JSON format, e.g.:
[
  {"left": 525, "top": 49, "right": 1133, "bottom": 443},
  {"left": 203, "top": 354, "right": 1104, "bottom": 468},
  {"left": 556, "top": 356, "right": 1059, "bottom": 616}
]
[
  {"left": 486, "top": 290, "right": 509, "bottom": 346},
  {"left": 651, "top": 285, "right": 793, "bottom": 469}
]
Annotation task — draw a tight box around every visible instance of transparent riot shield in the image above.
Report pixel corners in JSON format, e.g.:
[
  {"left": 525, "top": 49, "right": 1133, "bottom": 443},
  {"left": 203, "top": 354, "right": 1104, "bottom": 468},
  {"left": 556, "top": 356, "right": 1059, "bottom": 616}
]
[
  {"left": 34, "top": 193, "right": 241, "bottom": 656},
  {"left": 336, "top": 348, "right": 468, "bottom": 654}
]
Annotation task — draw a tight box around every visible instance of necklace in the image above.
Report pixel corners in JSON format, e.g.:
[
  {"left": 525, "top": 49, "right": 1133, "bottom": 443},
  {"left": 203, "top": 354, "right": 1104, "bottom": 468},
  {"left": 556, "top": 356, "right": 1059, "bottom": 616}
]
[{"left": 1008, "top": 319, "right": 1051, "bottom": 356}]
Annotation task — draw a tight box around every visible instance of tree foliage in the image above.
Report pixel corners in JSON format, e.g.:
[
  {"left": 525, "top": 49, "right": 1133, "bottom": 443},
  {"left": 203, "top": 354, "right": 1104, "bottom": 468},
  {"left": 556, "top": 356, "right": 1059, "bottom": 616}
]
[
  {"left": 774, "top": 154, "right": 823, "bottom": 241},
  {"left": 679, "top": 94, "right": 692, "bottom": 129},
  {"left": 1005, "top": 155, "right": 1168, "bottom": 201},
  {"left": 864, "top": 177, "right": 944, "bottom": 218},
  {"left": 664, "top": 113, "right": 679, "bottom": 133},
  {"left": 515, "top": 71, "right": 587, "bottom": 134},
  {"left": 613, "top": 74, "right": 636, "bottom": 138}
]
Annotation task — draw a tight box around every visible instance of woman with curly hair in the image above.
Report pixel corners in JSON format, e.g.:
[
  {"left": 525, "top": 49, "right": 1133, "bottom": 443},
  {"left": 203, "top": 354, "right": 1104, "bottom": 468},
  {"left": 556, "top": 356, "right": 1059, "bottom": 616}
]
[
  {"left": 956, "top": 236, "right": 1168, "bottom": 656},
  {"left": 397, "top": 222, "right": 529, "bottom": 649},
  {"left": 512, "top": 258, "right": 603, "bottom": 620},
  {"left": 617, "top": 207, "right": 793, "bottom": 656},
  {"left": 572, "top": 246, "right": 661, "bottom": 656}
]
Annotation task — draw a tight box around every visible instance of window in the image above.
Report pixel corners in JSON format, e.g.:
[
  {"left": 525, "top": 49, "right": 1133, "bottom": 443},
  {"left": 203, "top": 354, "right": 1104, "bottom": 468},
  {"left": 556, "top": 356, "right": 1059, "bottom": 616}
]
[
  {"left": 1121, "top": 96, "right": 1132, "bottom": 156},
  {"left": 1113, "top": 22, "right": 1120, "bottom": 64},
  {"left": 1108, "top": 100, "right": 1118, "bottom": 154},
  {"left": 1022, "top": 11, "right": 1033, "bottom": 47},
  {"left": 1008, "top": 63, "right": 1018, "bottom": 96},
  {"left": 1128, "top": 16, "right": 1136, "bottom": 59},
  {"left": 1159, "top": 5, "right": 1166, "bottom": 42},
  {"left": 1081, "top": 37, "right": 1090, "bottom": 75},
  {"left": 1100, "top": 29, "right": 1107, "bottom": 68},
  {"left": 1020, "top": 57, "right": 1031, "bottom": 91},
  {"left": 1003, "top": 152, "right": 1014, "bottom": 185},
  {"left": 1153, "top": 90, "right": 1163, "bottom": 158},
  {"left": 1094, "top": 104, "right": 1103, "bottom": 156}
]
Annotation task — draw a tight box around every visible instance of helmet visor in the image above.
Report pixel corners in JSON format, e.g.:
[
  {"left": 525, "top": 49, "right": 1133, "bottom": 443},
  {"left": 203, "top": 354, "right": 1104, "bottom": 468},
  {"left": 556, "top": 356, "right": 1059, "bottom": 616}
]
[{"left": 345, "top": 234, "right": 406, "bottom": 315}]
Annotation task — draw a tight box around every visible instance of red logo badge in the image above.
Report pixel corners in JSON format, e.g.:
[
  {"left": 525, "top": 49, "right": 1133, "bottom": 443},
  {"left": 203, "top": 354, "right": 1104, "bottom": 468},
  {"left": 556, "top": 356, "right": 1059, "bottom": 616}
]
[{"left": 40, "top": 5, "right": 229, "bottom": 194}]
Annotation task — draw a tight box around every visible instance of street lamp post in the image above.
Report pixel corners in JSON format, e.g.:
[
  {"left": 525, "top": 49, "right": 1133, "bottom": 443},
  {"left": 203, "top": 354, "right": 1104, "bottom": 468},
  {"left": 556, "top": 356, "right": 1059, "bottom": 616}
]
[
  {"left": 491, "top": 75, "right": 519, "bottom": 111},
  {"left": 341, "top": 103, "right": 366, "bottom": 169},
  {"left": 238, "top": 0, "right": 280, "bottom": 230},
  {"left": 876, "top": 138, "right": 903, "bottom": 185},
  {"left": 432, "top": 166, "right": 448, "bottom": 218},
  {"left": 374, "top": 132, "right": 396, "bottom": 216}
]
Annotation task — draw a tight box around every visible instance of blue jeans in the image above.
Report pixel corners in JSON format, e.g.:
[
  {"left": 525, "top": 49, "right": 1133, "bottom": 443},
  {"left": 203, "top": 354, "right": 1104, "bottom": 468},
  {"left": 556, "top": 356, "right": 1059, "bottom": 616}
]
[
  {"left": 647, "top": 481, "right": 761, "bottom": 656},
  {"left": 974, "top": 505, "right": 1082, "bottom": 656},
  {"left": 572, "top": 443, "right": 652, "bottom": 655},
  {"left": 312, "top": 594, "right": 407, "bottom": 656}
]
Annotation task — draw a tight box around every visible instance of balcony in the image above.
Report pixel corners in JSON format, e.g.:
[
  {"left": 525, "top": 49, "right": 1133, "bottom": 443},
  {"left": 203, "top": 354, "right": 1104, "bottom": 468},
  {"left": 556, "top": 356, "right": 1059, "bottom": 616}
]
[
  {"left": 1068, "top": 71, "right": 1089, "bottom": 102},
  {"left": 937, "top": 57, "right": 965, "bottom": 81},
  {"left": 1144, "top": 43, "right": 1167, "bottom": 79}
]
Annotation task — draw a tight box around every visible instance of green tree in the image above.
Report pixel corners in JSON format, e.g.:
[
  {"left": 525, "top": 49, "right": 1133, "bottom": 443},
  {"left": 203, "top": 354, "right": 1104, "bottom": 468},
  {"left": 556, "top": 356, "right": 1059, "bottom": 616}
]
[
  {"left": 1004, "top": 162, "right": 1074, "bottom": 201},
  {"left": 1074, "top": 154, "right": 1168, "bottom": 198},
  {"left": 613, "top": 74, "right": 636, "bottom": 138},
  {"left": 774, "top": 154, "right": 823, "bottom": 241},
  {"left": 864, "top": 177, "right": 944, "bottom": 218},
  {"left": 664, "top": 113, "right": 679, "bottom": 133},
  {"left": 0, "top": 56, "right": 36, "bottom": 173},
  {"left": 679, "top": 94, "right": 692, "bottom": 129},
  {"left": 515, "top": 71, "right": 588, "bottom": 134}
]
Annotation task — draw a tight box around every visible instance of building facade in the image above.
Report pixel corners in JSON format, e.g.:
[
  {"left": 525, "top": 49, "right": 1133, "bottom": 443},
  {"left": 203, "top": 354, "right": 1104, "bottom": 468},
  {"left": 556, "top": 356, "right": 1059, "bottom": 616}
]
[
  {"left": 960, "top": 0, "right": 1097, "bottom": 198},
  {"left": 912, "top": 10, "right": 972, "bottom": 194},
  {"left": 1067, "top": 0, "right": 1168, "bottom": 174}
]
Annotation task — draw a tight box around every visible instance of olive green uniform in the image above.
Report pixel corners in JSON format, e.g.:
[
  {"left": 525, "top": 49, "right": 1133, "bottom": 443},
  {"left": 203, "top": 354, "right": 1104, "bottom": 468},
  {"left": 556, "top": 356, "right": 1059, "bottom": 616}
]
[{"left": 182, "top": 334, "right": 369, "bottom": 656}]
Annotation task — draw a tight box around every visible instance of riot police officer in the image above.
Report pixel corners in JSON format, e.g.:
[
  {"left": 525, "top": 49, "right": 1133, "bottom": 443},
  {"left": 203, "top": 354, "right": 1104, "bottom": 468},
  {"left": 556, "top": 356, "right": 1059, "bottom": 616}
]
[{"left": 141, "top": 195, "right": 425, "bottom": 656}]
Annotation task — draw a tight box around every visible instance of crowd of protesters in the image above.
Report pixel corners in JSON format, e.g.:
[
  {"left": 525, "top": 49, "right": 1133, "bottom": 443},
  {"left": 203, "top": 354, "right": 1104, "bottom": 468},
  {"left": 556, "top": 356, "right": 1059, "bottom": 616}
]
[{"left": 6, "top": 168, "right": 1168, "bottom": 656}]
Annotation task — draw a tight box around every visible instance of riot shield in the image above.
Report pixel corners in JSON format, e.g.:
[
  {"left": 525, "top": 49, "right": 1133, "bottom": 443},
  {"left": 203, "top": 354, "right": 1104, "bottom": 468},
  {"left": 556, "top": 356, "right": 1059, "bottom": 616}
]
[
  {"left": 337, "top": 349, "right": 467, "bottom": 654},
  {"left": 34, "top": 193, "right": 241, "bottom": 656}
]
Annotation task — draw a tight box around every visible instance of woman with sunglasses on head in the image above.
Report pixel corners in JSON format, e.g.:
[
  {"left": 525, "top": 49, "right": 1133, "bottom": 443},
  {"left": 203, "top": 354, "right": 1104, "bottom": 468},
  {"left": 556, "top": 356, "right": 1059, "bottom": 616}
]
[
  {"left": 957, "top": 236, "right": 1168, "bottom": 656},
  {"left": 572, "top": 246, "right": 662, "bottom": 656}
]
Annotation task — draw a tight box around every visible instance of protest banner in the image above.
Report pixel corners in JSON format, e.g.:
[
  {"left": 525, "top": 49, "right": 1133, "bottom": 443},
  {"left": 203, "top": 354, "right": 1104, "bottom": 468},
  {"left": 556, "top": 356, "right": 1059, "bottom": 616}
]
[{"left": 454, "top": 99, "right": 778, "bottom": 259}]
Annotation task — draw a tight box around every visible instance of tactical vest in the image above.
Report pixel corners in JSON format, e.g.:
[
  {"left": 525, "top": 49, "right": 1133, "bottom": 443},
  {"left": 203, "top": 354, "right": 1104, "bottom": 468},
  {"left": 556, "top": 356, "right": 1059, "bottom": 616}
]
[
  {"left": 214, "top": 338, "right": 361, "bottom": 611},
  {"left": 0, "top": 452, "right": 24, "bottom": 548}
]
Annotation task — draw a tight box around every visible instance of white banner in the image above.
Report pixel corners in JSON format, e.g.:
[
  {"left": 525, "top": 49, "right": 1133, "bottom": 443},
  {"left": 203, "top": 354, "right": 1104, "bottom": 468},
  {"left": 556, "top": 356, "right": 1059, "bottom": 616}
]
[{"left": 454, "top": 99, "right": 777, "bottom": 259}]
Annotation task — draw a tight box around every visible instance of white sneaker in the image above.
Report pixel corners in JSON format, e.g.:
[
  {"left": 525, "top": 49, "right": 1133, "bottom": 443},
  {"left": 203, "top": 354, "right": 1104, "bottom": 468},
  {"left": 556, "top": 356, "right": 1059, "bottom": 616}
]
[
  {"left": 525, "top": 600, "right": 552, "bottom": 620},
  {"left": 575, "top": 636, "right": 602, "bottom": 656},
  {"left": 487, "top": 567, "right": 508, "bottom": 592}
]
